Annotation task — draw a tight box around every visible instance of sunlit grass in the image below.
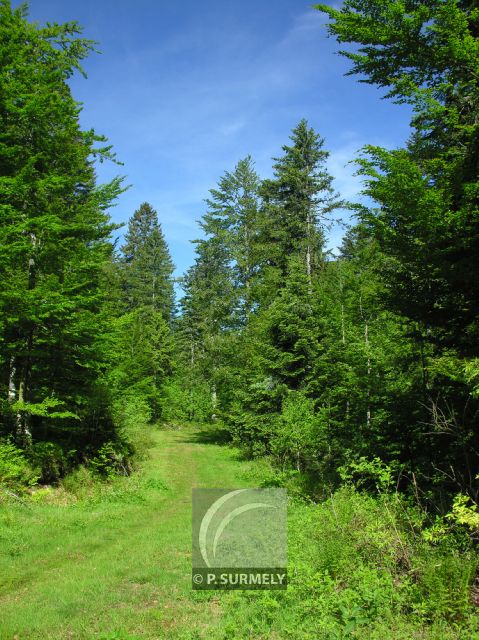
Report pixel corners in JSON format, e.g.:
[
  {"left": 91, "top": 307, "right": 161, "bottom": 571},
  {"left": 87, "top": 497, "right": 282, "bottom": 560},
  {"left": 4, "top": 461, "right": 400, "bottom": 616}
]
[{"left": 1, "top": 426, "right": 478, "bottom": 639}]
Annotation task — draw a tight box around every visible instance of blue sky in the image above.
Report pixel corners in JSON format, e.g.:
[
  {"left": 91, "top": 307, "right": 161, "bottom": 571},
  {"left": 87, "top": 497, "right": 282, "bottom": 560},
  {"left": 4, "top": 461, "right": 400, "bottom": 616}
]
[{"left": 26, "top": 0, "right": 412, "bottom": 278}]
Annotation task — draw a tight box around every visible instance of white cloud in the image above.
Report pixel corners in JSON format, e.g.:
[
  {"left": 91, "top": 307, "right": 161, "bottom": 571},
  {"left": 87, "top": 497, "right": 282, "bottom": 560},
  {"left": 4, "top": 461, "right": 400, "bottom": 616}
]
[
  {"left": 328, "top": 141, "right": 363, "bottom": 202},
  {"left": 74, "top": 2, "right": 409, "bottom": 275}
]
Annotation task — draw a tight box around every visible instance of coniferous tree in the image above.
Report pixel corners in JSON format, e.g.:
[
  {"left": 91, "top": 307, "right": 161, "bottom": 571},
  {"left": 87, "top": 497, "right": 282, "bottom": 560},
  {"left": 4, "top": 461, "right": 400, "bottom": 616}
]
[
  {"left": 110, "top": 203, "right": 175, "bottom": 417},
  {"left": 0, "top": 1, "right": 123, "bottom": 448},
  {"left": 121, "top": 202, "right": 157, "bottom": 264},
  {"left": 177, "top": 234, "right": 236, "bottom": 418},
  {"left": 174, "top": 159, "right": 262, "bottom": 420},
  {"left": 201, "top": 156, "right": 261, "bottom": 322},
  {"left": 260, "top": 119, "right": 340, "bottom": 289},
  {"left": 226, "top": 124, "right": 342, "bottom": 456},
  {"left": 318, "top": 0, "right": 479, "bottom": 496},
  {"left": 121, "top": 202, "right": 175, "bottom": 323}
]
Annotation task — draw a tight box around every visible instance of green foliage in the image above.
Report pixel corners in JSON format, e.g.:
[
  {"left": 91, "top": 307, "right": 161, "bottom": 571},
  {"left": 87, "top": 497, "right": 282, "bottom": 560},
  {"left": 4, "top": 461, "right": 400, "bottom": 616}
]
[
  {"left": 60, "top": 464, "right": 97, "bottom": 496},
  {"left": 338, "top": 456, "right": 397, "bottom": 493},
  {"left": 315, "top": 0, "right": 479, "bottom": 499},
  {"left": 1, "top": 2, "right": 478, "bottom": 635},
  {"left": 1, "top": 424, "right": 478, "bottom": 638},
  {"left": 217, "top": 487, "right": 479, "bottom": 639},
  {"left": 103, "top": 201, "right": 176, "bottom": 426},
  {"left": 97, "top": 633, "right": 142, "bottom": 640},
  {"left": 416, "top": 551, "right": 477, "bottom": 622},
  {"left": 120, "top": 202, "right": 175, "bottom": 323},
  {"left": 259, "top": 118, "right": 340, "bottom": 280},
  {"left": 447, "top": 493, "right": 479, "bottom": 535},
  {"left": 0, "top": 439, "right": 38, "bottom": 489},
  {"left": 12, "top": 397, "right": 79, "bottom": 420},
  {"left": 106, "top": 306, "right": 172, "bottom": 406},
  {"left": 159, "top": 378, "right": 214, "bottom": 424},
  {"left": 0, "top": 1, "right": 125, "bottom": 465},
  {"left": 200, "top": 155, "right": 261, "bottom": 322},
  {"left": 90, "top": 440, "right": 133, "bottom": 479},
  {"left": 112, "top": 393, "right": 153, "bottom": 432},
  {"left": 270, "top": 391, "right": 318, "bottom": 471},
  {"left": 174, "top": 158, "right": 263, "bottom": 425},
  {"left": 29, "top": 441, "right": 74, "bottom": 483}
]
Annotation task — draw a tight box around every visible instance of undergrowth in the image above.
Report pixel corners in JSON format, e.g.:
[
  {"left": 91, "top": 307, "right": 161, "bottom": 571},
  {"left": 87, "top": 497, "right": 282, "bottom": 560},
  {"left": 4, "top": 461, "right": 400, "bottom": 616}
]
[{"left": 196, "top": 486, "right": 479, "bottom": 639}]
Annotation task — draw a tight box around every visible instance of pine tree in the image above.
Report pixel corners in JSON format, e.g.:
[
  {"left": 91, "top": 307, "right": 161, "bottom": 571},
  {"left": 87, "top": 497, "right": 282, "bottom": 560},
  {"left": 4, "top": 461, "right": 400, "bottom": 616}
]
[
  {"left": 260, "top": 119, "right": 341, "bottom": 288},
  {"left": 201, "top": 156, "right": 261, "bottom": 321},
  {"left": 121, "top": 203, "right": 175, "bottom": 323},
  {"left": 0, "top": 1, "right": 123, "bottom": 447}
]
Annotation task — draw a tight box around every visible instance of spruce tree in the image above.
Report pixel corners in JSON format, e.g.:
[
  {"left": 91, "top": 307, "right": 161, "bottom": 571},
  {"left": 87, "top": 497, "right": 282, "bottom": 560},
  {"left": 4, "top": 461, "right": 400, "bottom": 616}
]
[
  {"left": 113, "top": 203, "right": 175, "bottom": 417},
  {"left": 177, "top": 234, "right": 236, "bottom": 418},
  {"left": 0, "top": 1, "right": 123, "bottom": 447},
  {"left": 121, "top": 202, "right": 158, "bottom": 264},
  {"left": 260, "top": 119, "right": 341, "bottom": 288},
  {"left": 318, "top": 0, "right": 479, "bottom": 495},
  {"left": 174, "top": 159, "right": 262, "bottom": 420},
  {"left": 201, "top": 156, "right": 261, "bottom": 321},
  {"left": 121, "top": 202, "right": 175, "bottom": 323}
]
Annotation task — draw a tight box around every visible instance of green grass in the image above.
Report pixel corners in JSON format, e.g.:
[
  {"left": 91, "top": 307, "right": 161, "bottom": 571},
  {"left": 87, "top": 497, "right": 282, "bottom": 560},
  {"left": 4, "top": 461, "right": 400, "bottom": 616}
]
[
  {"left": 0, "top": 425, "right": 478, "bottom": 639},
  {"left": 0, "top": 426, "right": 257, "bottom": 639}
]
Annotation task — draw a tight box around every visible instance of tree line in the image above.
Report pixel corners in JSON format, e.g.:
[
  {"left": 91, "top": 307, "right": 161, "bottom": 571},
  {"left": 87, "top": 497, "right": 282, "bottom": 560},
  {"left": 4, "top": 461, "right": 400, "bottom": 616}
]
[
  {"left": 172, "top": 0, "right": 479, "bottom": 509},
  {"left": 0, "top": 1, "right": 175, "bottom": 483}
]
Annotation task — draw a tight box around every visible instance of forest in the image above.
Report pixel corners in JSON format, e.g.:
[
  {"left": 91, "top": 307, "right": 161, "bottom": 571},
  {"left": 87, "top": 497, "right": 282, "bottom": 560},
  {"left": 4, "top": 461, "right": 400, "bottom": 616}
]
[{"left": 1, "top": 1, "right": 479, "bottom": 638}]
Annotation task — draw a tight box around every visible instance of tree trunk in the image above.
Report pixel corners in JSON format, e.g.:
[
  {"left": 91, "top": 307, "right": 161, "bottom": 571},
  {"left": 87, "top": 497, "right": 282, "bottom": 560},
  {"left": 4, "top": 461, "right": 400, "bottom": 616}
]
[
  {"left": 211, "top": 384, "right": 217, "bottom": 420},
  {"left": 339, "top": 278, "right": 350, "bottom": 420},
  {"left": 306, "top": 208, "right": 313, "bottom": 295},
  {"left": 359, "top": 295, "right": 371, "bottom": 429},
  {"left": 7, "top": 356, "right": 16, "bottom": 403},
  {"left": 15, "top": 331, "right": 33, "bottom": 449},
  {"left": 365, "top": 320, "right": 371, "bottom": 429}
]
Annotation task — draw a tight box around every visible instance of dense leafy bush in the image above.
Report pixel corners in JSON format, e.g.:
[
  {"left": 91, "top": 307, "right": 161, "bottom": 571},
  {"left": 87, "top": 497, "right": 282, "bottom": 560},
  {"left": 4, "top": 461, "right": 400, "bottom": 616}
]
[
  {"left": 160, "top": 378, "right": 215, "bottom": 425},
  {"left": 90, "top": 440, "right": 134, "bottom": 479},
  {"left": 0, "top": 440, "right": 38, "bottom": 490},
  {"left": 29, "top": 441, "right": 74, "bottom": 484},
  {"left": 213, "top": 488, "right": 479, "bottom": 639}
]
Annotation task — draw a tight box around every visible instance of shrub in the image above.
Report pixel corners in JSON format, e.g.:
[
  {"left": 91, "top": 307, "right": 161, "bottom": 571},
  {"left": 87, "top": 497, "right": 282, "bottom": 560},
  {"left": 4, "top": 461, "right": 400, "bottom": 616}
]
[
  {"left": 61, "top": 464, "right": 98, "bottom": 499},
  {"left": 0, "top": 440, "right": 38, "bottom": 490},
  {"left": 112, "top": 392, "right": 152, "bottom": 432},
  {"left": 29, "top": 441, "right": 74, "bottom": 484},
  {"left": 111, "top": 392, "right": 155, "bottom": 460},
  {"left": 214, "top": 487, "right": 479, "bottom": 638},
  {"left": 90, "top": 440, "right": 133, "bottom": 478},
  {"left": 159, "top": 378, "right": 215, "bottom": 424}
]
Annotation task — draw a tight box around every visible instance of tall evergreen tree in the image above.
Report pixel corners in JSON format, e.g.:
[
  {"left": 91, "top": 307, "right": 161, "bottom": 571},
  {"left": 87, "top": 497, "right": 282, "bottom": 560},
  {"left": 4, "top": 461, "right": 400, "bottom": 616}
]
[
  {"left": 177, "top": 233, "right": 236, "bottom": 417},
  {"left": 174, "top": 159, "right": 262, "bottom": 420},
  {"left": 0, "top": 1, "right": 123, "bottom": 447},
  {"left": 317, "top": 0, "right": 479, "bottom": 496},
  {"left": 260, "top": 119, "right": 341, "bottom": 288},
  {"left": 121, "top": 202, "right": 157, "bottom": 264},
  {"left": 224, "top": 125, "right": 343, "bottom": 456},
  {"left": 112, "top": 203, "right": 175, "bottom": 416},
  {"left": 121, "top": 203, "right": 175, "bottom": 323},
  {"left": 200, "top": 156, "right": 261, "bottom": 321}
]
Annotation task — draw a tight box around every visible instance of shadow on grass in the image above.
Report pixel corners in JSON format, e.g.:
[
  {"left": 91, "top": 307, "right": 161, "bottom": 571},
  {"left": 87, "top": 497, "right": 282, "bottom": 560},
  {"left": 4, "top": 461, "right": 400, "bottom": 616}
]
[{"left": 176, "top": 426, "right": 233, "bottom": 446}]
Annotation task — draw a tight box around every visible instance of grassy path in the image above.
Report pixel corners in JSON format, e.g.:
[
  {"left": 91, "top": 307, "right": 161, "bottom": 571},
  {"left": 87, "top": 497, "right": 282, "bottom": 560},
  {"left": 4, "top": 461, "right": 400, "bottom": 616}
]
[
  {"left": 2, "top": 427, "right": 478, "bottom": 640},
  {"left": 0, "top": 426, "right": 258, "bottom": 640}
]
